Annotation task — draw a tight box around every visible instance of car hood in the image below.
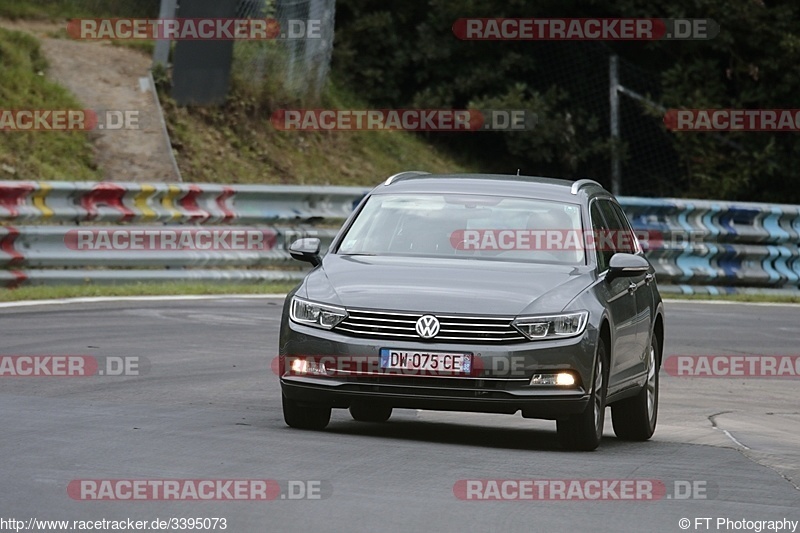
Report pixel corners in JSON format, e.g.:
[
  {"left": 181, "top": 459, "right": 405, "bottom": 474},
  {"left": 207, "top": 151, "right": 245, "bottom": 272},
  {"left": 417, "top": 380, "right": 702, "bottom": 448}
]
[{"left": 302, "top": 254, "right": 594, "bottom": 316}]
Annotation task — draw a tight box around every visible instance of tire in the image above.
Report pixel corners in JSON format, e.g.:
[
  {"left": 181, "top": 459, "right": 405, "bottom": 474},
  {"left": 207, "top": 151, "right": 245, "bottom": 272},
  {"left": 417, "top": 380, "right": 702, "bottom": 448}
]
[
  {"left": 282, "top": 395, "right": 331, "bottom": 430},
  {"left": 611, "top": 333, "right": 659, "bottom": 441},
  {"left": 349, "top": 402, "right": 392, "bottom": 423},
  {"left": 557, "top": 338, "right": 608, "bottom": 451}
]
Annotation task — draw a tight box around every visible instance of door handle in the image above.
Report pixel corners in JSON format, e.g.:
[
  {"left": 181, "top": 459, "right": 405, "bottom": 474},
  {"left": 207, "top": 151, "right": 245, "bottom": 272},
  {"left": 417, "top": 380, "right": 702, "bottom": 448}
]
[
  {"left": 645, "top": 273, "right": 654, "bottom": 285},
  {"left": 628, "top": 282, "right": 637, "bottom": 294}
]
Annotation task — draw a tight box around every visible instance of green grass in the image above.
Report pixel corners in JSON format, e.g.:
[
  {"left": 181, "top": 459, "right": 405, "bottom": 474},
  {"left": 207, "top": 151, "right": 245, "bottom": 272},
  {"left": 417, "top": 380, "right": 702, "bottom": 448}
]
[
  {"left": 0, "top": 27, "right": 100, "bottom": 180},
  {"left": 663, "top": 293, "right": 800, "bottom": 304},
  {"left": 0, "top": 23, "right": 475, "bottom": 186},
  {"left": 0, "top": 282, "right": 296, "bottom": 302},
  {"left": 110, "top": 39, "right": 155, "bottom": 56},
  {"left": 161, "top": 73, "right": 480, "bottom": 186},
  {"left": 1, "top": 1, "right": 478, "bottom": 186},
  {"left": 43, "top": 19, "right": 156, "bottom": 56},
  {"left": 159, "top": 43, "right": 480, "bottom": 186},
  {"left": 0, "top": 2, "right": 66, "bottom": 20},
  {"left": 6, "top": 283, "right": 798, "bottom": 304}
]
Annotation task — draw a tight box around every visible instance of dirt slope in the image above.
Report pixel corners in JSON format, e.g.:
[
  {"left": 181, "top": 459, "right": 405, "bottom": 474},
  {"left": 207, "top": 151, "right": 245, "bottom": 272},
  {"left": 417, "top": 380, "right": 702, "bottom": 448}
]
[{"left": 0, "top": 19, "right": 179, "bottom": 182}]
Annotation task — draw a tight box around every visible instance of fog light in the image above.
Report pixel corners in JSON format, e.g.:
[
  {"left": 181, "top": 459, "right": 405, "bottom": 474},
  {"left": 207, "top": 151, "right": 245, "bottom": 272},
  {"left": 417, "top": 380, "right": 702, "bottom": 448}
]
[
  {"left": 290, "top": 358, "right": 327, "bottom": 376},
  {"left": 555, "top": 372, "right": 575, "bottom": 386},
  {"left": 530, "top": 372, "right": 575, "bottom": 386}
]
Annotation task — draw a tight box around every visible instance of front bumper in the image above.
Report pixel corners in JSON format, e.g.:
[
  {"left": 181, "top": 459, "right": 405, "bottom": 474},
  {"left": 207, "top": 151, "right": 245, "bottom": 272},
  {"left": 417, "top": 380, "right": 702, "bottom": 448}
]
[{"left": 279, "top": 321, "right": 598, "bottom": 419}]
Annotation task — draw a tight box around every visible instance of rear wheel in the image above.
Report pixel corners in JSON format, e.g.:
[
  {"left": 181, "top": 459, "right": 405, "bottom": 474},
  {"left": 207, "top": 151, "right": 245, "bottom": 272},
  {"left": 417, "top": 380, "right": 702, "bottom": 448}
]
[
  {"left": 349, "top": 403, "right": 392, "bottom": 423},
  {"left": 282, "top": 395, "right": 331, "bottom": 430},
  {"left": 612, "top": 333, "right": 659, "bottom": 441},
  {"left": 557, "top": 339, "right": 608, "bottom": 451}
]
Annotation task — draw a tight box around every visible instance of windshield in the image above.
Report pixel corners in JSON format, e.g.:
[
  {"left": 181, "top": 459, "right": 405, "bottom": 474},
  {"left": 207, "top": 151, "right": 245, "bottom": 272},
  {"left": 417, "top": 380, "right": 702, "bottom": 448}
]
[{"left": 336, "top": 193, "right": 584, "bottom": 265}]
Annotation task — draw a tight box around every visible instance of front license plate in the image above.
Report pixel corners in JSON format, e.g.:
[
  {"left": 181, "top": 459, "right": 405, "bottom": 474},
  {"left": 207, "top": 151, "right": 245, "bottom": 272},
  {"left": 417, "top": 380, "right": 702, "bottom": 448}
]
[{"left": 379, "top": 349, "right": 472, "bottom": 374}]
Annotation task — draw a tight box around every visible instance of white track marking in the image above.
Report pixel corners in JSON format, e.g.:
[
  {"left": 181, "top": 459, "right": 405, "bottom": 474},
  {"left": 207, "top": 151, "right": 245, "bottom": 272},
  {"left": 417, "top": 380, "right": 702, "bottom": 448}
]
[
  {"left": 663, "top": 298, "right": 800, "bottom": 308},
  {"left": 0, "top": 294, "right": 288, "bottom": 309}
]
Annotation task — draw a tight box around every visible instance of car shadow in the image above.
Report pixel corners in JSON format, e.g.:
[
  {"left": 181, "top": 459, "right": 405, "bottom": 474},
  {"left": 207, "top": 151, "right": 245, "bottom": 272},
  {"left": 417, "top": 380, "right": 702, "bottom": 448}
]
[{"left": 322, "top": 414, "right": 632, "bottom": 453}]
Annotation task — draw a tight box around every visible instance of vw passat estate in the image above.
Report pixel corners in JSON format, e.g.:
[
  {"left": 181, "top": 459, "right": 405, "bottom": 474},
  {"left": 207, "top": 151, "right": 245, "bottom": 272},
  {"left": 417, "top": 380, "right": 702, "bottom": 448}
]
[{"left": 278, "top": 173, "right": 664, "bottom": 450}]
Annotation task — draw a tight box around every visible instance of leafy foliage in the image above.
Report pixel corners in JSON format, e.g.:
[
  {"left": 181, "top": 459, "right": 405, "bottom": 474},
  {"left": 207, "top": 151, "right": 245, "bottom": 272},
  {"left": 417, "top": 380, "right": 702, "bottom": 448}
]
[{"left": 333, "top": 0, "right": 800, "bottom": 201}]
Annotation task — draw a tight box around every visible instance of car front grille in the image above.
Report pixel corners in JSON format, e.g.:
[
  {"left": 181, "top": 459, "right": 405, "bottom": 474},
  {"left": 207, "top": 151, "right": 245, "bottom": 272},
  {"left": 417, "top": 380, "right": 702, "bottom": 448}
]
[{"left": 334, "top": 309, "right": 526, "bottom": 344}]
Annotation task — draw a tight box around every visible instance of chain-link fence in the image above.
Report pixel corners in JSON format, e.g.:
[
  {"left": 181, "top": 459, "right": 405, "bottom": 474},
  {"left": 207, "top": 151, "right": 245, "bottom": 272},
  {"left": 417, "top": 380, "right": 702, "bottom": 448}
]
[
  {"left": 528, "top": 40, "right": 755, "bottom": 198},
  {"left": 233, "top": 0, "right": 336, "bottom": 100},
  {"left": 611, "top": 51, "right": 685, "bottom": 198},
  {"left": 20, "top": 0, "right": 335, "bottom": 101},
  {"left": 526, "top": 41, "right": 683, "bottom": 197}
]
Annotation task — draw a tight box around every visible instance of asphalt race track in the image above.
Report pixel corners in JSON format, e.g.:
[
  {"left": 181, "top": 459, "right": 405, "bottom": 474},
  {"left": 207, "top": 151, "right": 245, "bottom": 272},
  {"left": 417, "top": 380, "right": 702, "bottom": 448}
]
[{"left": 1, "top": 297, "right": 798, "bottom": 532}]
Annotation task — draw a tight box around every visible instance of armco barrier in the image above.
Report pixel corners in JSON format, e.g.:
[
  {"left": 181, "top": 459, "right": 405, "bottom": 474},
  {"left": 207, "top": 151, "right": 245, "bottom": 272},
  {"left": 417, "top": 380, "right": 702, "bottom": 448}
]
[
  {"left": 0, "top": 181, "right": 368, "bottom": 224},
  {"left": 0, "top": 180, "right": 365, "bottom": 287},
  {"left": 620, "top": 197, "right": 800, "bottom": 292},
  {"left": 1, "top": 181, "right": 799, "bottom": 292},
  {"left": 0, "top": 226, "right": 339, "bottom": 268}
]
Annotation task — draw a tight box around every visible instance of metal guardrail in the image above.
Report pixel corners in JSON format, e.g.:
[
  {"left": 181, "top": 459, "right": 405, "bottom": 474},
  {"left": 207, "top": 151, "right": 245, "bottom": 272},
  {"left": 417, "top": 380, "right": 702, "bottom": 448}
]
[
  {"left": 1, "top": 181, "right": 799, "bottom": 293},
  {"left": 0, "top": 181, "right": 364, "bottom": 287},
  {"left": 0, "top": 181, "right": 368, "bottom": 224},
  {"left": 0, "top": 226, "right": 339, "bottom": 268},
  {"left": 621, "top": 197, "right": 800, "bottom": 294}
]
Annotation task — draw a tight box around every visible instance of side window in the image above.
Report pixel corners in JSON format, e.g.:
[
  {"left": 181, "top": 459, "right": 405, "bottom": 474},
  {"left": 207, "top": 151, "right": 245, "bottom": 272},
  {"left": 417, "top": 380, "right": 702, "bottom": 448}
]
[
  {"left": 590, "top": 202, "right": 612, "bottom": 271},
  {"left": 598, "top": 200, "right": 637, "bottom": 255},
  {"left": 609, "top": 202, "right": 640, "bottom": 254}
]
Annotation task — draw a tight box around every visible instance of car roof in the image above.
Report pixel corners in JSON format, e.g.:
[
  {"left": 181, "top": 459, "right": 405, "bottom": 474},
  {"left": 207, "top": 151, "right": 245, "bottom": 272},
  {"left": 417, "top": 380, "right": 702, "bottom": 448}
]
[{"left": 374, "top": 172, "right": 611, "bottom": 202}]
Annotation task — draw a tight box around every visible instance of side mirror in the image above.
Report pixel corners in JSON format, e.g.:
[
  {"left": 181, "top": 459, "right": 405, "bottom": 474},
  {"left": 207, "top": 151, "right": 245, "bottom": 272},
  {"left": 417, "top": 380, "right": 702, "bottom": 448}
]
[
  {"left": 289, "top": 238, "right": 322, "bottom": 267},
  {"left": 607, "top": 253, "right": 650, "bottom": 280}
]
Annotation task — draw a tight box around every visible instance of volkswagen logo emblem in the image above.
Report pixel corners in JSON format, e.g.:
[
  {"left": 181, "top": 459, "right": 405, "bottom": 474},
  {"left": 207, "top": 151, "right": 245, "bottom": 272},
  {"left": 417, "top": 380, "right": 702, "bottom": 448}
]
[{"left": 415, "top": 315, "right": 440, "bottom": 339}]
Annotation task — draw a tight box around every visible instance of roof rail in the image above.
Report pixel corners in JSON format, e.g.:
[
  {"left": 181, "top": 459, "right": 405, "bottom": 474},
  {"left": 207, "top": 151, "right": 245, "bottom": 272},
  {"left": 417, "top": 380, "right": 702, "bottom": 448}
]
[
  {"left": 570, "top": 178, "right": 603, "bottom": 195},
  {"left": 384, "top": 171, "right": 430, "bottom": 186}
]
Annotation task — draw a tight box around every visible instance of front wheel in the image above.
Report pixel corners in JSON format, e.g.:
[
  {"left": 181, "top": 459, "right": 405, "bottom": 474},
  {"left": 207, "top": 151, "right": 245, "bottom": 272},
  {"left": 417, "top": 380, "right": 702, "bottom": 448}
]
[
  {"left": 282, "top": 395, "right": 331, "bottom": 430},
  {"left": 557, "top": 339, "right": 608, "bottom": 451},
  {"left": 611, "top": 333, "right": 659, "bottom": 441}
]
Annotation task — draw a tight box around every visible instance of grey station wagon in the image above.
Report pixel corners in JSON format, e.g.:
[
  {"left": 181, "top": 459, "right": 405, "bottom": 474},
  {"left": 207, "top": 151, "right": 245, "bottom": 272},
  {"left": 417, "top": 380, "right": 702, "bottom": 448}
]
[{"left": 278, "top": 172, "right": 664, "bottom": 450}]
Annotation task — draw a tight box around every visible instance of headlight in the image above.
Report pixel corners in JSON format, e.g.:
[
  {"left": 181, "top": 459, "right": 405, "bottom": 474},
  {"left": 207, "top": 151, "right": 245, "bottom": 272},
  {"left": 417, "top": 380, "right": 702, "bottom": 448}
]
[
  {"left": 290, "top": 297, "right": 348, "bottom": 330},
  {"left": 513, "top": 311, "right": 589, "bottom": 340}
]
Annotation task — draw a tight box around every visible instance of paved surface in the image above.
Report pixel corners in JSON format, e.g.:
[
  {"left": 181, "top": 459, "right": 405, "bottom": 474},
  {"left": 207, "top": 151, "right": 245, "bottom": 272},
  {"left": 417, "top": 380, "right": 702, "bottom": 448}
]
[{"left": 1, "top": 298, "right": 798, "bottom": 532}]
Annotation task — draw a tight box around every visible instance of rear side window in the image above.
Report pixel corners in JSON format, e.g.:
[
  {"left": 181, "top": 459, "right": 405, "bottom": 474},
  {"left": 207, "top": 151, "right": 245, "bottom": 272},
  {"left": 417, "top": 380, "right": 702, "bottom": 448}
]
[
  {"left": 608, "top": 202, "right": 641, "bottom": 254},
  {"left": 597, "top": 200, "right": 638, "bottom": 254},
  {"left": 590, "top": 202, "right": 612, "bottom": 271}
]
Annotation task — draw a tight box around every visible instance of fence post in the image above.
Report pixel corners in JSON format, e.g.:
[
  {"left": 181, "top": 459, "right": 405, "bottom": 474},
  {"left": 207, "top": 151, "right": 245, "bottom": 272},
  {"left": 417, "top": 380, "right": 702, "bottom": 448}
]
[
  {"left": 171, "top": 0, "right": 238, "bottom": 106},
  {"left": 153, "top": 0, "right": 177, "bottom": 68},
  {"left": 609, "top": 54, "right": 621, "bottom": 196}
]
